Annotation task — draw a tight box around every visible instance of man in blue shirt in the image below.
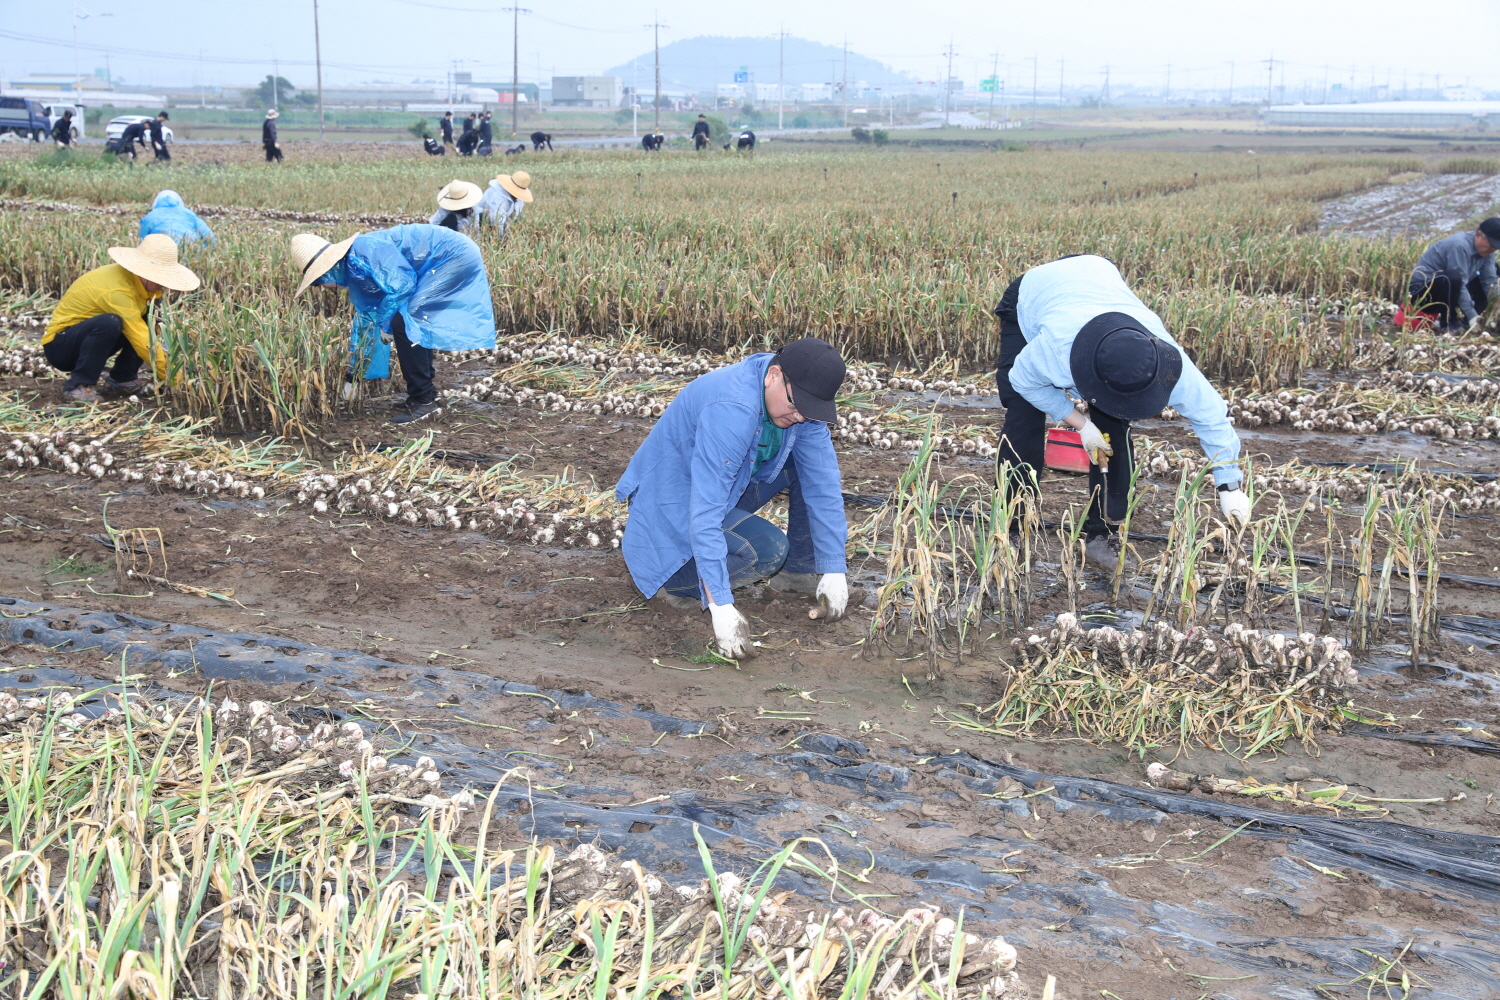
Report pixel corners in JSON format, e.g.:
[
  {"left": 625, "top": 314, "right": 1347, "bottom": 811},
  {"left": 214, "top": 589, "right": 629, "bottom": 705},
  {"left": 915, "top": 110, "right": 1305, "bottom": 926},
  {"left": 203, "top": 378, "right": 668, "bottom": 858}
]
[
  {"left": 994, "top": 255, "right": 1249, "bottom": 568},
  {"left": 616, "top": 338, "right": 850, "bottom": 660},
  {"left": 1409, "top": 218, "right": 1500, "bottom": 333}
]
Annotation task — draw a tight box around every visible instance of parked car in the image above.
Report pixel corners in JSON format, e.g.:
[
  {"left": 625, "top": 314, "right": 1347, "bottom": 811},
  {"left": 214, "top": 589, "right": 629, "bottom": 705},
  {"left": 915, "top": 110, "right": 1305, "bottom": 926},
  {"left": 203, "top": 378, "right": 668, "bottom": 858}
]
[
  {"left": 105, "top": 114, "right": 171, "bottom": 143},
  {"left": 43, "top": 103, "right": 85, "bottom": 140},
  {"left": 0, "top": 96, "right": 52, "bottom": 141}
]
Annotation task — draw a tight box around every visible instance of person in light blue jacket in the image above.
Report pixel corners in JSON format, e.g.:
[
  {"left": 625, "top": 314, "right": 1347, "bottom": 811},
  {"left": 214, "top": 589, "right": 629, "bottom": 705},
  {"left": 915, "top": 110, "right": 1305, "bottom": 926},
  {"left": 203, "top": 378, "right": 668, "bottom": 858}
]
[
  {"left": 138, "top": 190, "right": 216, "bottom": 245},
  {"left": 993, "top": 254, "right": 1249, "bottom": 569},
  {"left": 616, "top": 339, "right": 851, "bottom": 660},
  {"left": 289, "top": 224, "right": 496, "bottom": 424}
]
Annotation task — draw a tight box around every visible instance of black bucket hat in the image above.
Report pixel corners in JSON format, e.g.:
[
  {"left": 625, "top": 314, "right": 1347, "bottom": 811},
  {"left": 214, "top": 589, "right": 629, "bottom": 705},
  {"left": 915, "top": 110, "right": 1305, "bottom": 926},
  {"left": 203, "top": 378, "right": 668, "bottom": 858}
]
[{"left": 1069, "top": 312, "right": 1183, "bottom": 420}]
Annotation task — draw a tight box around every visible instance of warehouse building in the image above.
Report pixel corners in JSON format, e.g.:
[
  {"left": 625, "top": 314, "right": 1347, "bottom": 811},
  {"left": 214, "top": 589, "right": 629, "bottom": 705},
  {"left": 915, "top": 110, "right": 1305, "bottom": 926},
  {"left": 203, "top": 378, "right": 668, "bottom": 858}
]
[{"left": 1265, "top": 101, "right": 1500, "bottom": 129}]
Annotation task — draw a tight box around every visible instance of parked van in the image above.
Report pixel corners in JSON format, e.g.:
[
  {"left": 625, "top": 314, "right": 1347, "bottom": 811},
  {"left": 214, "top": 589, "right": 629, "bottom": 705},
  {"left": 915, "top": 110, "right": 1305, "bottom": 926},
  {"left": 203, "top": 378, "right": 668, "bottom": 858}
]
[{"left": 0, "top": 96, "right": 52, "bottom": 141}]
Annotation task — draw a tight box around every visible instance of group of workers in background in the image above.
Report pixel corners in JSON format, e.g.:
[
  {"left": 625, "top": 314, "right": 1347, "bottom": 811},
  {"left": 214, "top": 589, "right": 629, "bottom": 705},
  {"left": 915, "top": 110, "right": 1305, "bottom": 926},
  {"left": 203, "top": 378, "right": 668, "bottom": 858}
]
[{"left": 32, "top": 144, "right": 1500, "bottom": 658}]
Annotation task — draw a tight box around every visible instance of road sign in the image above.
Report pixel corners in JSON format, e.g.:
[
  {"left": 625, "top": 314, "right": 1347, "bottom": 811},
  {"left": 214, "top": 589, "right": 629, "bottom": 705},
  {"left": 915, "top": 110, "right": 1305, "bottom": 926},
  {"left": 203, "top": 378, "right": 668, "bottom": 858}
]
[
  {"left": 981, "top": 77, "right": 998, "bottom": 93},
  {"left": 734, "top": 66, "right": 749, "bottom": 83}
]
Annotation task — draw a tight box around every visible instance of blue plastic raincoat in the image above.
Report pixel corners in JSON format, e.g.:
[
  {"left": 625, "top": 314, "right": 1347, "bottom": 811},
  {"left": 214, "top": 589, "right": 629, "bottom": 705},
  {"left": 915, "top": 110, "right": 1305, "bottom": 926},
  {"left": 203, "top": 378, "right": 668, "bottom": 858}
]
[
  {"left": 138, "top": 190, "right": 216, "bottom": 244},
  {"left": 316, "top": 224, "right": 496, "bottom": 378}
]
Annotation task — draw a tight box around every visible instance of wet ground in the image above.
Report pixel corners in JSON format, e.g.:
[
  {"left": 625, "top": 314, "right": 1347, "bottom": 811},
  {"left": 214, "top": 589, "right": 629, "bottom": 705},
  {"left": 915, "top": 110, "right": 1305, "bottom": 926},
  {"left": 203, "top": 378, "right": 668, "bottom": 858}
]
[
  {"left": 3, "top": 344, "right": 1500, "bottom": 998},
  {"left": 1320, "top": 171, "right": 1500, "bottom": 238}
]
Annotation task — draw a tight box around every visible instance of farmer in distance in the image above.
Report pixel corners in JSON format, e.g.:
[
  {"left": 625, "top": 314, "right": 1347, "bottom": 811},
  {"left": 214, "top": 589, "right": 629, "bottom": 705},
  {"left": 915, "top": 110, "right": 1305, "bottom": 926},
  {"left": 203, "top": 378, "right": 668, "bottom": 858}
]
[
  {"left": 290, "top": 225, "right": 496, "bottom": 424},
  {"left": 993, "top": 254, "right": 1249, "bottom": 569},
  {"left": 43, "top": 234, "right": 201, "bottom": 402},
  {"left": 1408, "top": 217, "right": 1500, "bottom": 333},
  {"left": 616, "top": 338, "right": 851, "bottom": 661}
]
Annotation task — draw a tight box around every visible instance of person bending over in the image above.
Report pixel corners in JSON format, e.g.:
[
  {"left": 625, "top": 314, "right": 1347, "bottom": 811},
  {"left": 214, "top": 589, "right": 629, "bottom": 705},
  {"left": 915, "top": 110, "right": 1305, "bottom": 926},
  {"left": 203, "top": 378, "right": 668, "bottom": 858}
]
[
  {"left": 615, "top": 338, "right": 851, "bottom": 661},
  {"left": 993, "top": 254, "right": 1249, "bottom": 568},
  {"left": 429, "top": 179, "right": 482, "bottom": 233},
  {"left": 1409, "top": 217, "right": 1500, "bottom": 333},
  {"left": 290, "top": 224, "right": 495, "bottom": 424},
  {"left": 43, "top": 235, "right": 200, "bottom": 402},
  {"left": 139, "top": 190, "right": 216, "bottom": 244}
]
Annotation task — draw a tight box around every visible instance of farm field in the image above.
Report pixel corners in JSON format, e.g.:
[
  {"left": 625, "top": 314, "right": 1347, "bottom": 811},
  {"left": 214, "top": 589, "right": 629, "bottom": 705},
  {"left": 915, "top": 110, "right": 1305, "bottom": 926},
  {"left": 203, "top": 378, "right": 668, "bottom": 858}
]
[{"left": 1, "top": 140, "right": 1499, "bottom": 998}]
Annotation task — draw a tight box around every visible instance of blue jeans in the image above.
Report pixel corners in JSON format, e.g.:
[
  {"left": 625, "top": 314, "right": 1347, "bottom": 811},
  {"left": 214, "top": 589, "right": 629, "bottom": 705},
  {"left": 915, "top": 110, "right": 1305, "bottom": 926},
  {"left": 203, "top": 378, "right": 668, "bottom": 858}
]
[{"left": 663, "top": 455, "right": 817, "bottom": 601}]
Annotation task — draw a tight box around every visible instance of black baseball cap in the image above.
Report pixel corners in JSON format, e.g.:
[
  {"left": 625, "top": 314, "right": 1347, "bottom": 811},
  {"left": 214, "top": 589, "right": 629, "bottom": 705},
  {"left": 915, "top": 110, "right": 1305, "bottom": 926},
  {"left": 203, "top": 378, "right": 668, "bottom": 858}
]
[
  {"left": 1480, "top": 217, "right": 1500, "bottom": 245},
  {"left": 1070, "top": 312, "right": 1182, "bottom": 420},
  {"left": 772, "top": 338, "right": 845, "bottom": 424}
]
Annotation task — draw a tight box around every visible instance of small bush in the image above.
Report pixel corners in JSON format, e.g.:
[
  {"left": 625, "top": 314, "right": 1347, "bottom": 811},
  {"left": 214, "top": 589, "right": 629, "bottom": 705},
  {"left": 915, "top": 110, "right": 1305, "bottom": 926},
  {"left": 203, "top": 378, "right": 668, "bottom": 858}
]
[
  {"left": 407, "top": 119, "right": 430, "bottom": 140},
  {"left": 872, "top": 128, "right": 889, "bottom": 146},
  {"left": 792, "top": 115, "right": 811, "bottom": 128},
  {"left": 851, "top": 126, "right": 872, "bottom": 144}
]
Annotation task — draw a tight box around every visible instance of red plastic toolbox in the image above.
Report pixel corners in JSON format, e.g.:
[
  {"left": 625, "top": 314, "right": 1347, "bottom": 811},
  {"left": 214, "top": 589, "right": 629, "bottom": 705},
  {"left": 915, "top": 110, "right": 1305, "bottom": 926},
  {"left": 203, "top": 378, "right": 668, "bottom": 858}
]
[{"left": 1044, "top": 428, "right": 1091, "bottom": 474}]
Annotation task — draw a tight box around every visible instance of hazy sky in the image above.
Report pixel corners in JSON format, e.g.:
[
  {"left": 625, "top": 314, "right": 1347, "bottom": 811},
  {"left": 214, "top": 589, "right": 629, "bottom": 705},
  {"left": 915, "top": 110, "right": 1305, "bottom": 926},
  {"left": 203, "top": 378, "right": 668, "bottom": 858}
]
[{"left": 5, "top": 0, "right": 1499, "bottom": 95}]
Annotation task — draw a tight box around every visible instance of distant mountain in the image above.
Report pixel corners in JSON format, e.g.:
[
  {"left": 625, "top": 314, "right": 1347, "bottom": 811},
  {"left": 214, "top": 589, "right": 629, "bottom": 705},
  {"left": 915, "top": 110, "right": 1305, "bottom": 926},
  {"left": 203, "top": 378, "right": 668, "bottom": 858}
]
[{"left": 603, "top": 36, "right": 911, "bottom": 93}]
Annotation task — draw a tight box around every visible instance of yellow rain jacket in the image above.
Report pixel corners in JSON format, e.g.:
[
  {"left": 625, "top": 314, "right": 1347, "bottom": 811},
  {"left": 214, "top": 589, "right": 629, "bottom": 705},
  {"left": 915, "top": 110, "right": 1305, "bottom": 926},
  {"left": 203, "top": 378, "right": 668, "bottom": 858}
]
[{"left": 44, "top": 264, "right": 166, "bottom": 377}]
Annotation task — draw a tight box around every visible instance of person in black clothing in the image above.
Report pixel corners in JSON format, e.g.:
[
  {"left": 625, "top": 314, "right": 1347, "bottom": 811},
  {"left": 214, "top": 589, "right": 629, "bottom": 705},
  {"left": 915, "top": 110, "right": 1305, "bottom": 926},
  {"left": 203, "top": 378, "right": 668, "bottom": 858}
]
[
  {"left": 529, "top": 130, "right": 553, "bottom": 151},
  {"left": 476, "top": 111, "right": 493, "bottom": 155},
  {"left": 440, "top": 111, "right": 454, "bottom": 148},
  {"left": 262, "top": 109, "right": 284, "bottom": 163},
  {"left": 691, "top": 114, "right": 711, "bottom": 150},
  {"left": 457, "top": 113, "right": 477, "bottom": 155},
  {"left": 641, "top": 131, "right": 665, "bottom": 151},
  {"left": 117, "top": 119, "right": 148, "bottom": 159},
  {"left": 52, "top": 110, "right": 74, "bottom": 146},
  {"left": 735, "top": 130, "right": 756, "bottom": 151},
  {"left": 149, "top": 112, "right": 170, "bottom": 162}
]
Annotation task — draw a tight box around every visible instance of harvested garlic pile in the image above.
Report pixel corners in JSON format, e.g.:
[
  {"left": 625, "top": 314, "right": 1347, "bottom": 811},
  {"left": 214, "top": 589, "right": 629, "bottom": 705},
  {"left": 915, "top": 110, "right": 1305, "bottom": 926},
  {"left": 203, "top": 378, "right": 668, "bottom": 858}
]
[
  {"left": 834, "top": 409, "right": 999, "bottom": 458},
  {"left": 1020, "top": 614, "right": 1359, "bottom": 696},
  {"left": 0, "top": 340, "right": 49, "bottom": 378},
  {"left": 444, "top": 375, "right": 668, "bottom": 417},
  {"left": 1355, "top": 371, "right": 1500, "bottom": 403},
  {"left": 2, "top": 430, "right": 139, "bottom": 480}
]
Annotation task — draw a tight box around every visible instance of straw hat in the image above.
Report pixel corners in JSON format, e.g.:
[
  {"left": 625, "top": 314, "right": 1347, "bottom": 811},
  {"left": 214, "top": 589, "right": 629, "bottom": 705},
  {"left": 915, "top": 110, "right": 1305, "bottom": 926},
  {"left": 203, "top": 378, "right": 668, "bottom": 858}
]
[
  {"left": 107, "top": 234, "right": 201, "bottom": 292},
  {"left": 437, "top": 179, "right": 483, "bottom": 211},
  {"left": 290, "top": 232, "right": 359, "bottom": 295},
  {"left": 497, "top": 171, "right": 533, "bottom": 203},
  {"left": 265, "top": 108, "right": 280, "bottom": 119}
]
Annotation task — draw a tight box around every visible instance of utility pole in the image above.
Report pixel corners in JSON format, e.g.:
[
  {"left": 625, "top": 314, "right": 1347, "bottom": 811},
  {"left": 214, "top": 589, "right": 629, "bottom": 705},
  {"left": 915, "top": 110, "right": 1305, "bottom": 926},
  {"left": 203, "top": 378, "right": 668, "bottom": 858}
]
[
  {"left": 1322, "top": 64, "right": 1329, "bottom": 104},
  {"left": 988, "top": 51, "right": 998, "bottom": 127},
  {"left": 778, "top": 24, "right": 785, "bottom": 130},
  {"left": 273, "top": 57, "right": 279, "bottom": 107},
  {"left": 1264, "top": 56, "right": 1275, "bottom": 106},
  {"left": 842, "top": 37, "right": 849, "bottom": 127},
  {"left": 313, "top": 0, "right": 325, "bottom": 140},
  {"left": 645, "top": 12, "right": 666, "bottom": 132},
  {"left": 1102, "top": 64, "right": 1110, "bottom": 106},
  {"left": 1030, "top": 55, "right": 1038, "bottom": 125},
  {"left": 1164, "top": 62, "right": 1170, "bottom": 105},
  {"left": 1058, "top": 58, "right": 1064, "bottom": 111},
  {"left": 942, "top": 40, "right": 955, "bottom": 125},
  {"left": 509, "top": 4, "right": 529, "bottom": 136},
  {"left": 1228, "top": 60, "right": 1234, "bottom": 104}
]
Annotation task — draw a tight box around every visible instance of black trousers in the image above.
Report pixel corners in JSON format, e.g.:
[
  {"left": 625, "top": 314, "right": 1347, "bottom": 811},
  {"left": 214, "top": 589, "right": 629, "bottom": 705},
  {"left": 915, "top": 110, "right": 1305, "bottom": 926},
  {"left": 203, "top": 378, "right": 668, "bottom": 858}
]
[
  {"left": 390, "top": 314, "right": 435, "bottom": 405},
  {"left": 152, "top": 139, "right": 170, "bottom": 161},
  {"left": 43, "top": 314, "right": 145, "bottom": 389},
  {"left": 993, "top": 276, "right": 1134, "bottom": 538},
  {"left": 264, "top": 142, "right": 283, "bottom": 163},
  {"left": 1410, "top": 273, "right": 1487, "bottom": 330}
]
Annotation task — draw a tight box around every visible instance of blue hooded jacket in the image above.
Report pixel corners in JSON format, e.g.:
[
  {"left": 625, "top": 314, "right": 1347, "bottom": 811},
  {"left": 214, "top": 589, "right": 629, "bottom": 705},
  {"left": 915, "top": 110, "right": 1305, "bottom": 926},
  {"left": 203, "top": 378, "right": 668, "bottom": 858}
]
[
  {"left": 138, "top": 190, "right": 216, "bottom": 244},
  {"left": 615, "top": 354, "right": 848, "bottom": 603},
  {"left": 318, "top": 224, "right": 497, "bottom": 377}
]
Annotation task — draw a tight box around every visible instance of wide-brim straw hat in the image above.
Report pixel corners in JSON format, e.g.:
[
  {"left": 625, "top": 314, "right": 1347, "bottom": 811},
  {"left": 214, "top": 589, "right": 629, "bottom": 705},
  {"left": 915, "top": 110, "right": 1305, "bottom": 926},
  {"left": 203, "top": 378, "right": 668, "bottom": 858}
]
[
  {"left": 266, "top": 109, "right": 280, "bottom": 119},
  {"left": 107, "top": 234, "right": 200, "bottom": 292},
  {"left": 497, "top": 170, "right": 533, "bottom": 203},
  {"left": 290, "top": 232, "right": 359, "bottom": 296},
  {"left": 437, "top": 179, "right": 483, "bottom": 211}
]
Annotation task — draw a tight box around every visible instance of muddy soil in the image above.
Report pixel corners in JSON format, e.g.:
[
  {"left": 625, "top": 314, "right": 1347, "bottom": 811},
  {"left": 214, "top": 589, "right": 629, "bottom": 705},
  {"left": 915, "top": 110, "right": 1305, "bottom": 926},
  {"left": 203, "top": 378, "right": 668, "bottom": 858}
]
[
  {"left": 1320, "top": 171, "right": 1500, "bottom": 237},
  {"left": 3, "top": 341, "right": 1500, "bottom": 995}
]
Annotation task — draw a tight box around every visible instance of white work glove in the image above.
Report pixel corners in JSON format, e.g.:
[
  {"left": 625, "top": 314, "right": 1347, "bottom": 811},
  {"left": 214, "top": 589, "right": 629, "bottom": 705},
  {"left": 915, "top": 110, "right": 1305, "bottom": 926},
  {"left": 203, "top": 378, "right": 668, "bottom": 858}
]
[
  {"left": 1467, "top": 316, "right": 1484, "bottom": 334},
  {"left": 813, "top": 572, "right": 848, "bottom": 621},
  {"left": 1219, "top": 486, "right": 1251, "bottom": 529},
  {"left": 708, "top": 602, "right": 757, "bottom": 660},
  {"left": 380, "top": 328, "right": 395, "bottom": 345},
  {"left": 1078, "top": 419, "right": 1113, "bottom": 468}
]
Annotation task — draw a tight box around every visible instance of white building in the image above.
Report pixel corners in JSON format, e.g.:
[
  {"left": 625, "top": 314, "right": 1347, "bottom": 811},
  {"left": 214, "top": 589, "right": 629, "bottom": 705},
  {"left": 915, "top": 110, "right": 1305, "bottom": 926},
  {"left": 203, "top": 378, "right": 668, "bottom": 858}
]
[
  {"left": 800, "top": 83, "right": 833, "bottom": 102},
  {"left": 715, "top": 83, "right": 744, "bottom": 102},
  {"left": 551, "top": 76, "right": 622, "bottom": 108}
]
